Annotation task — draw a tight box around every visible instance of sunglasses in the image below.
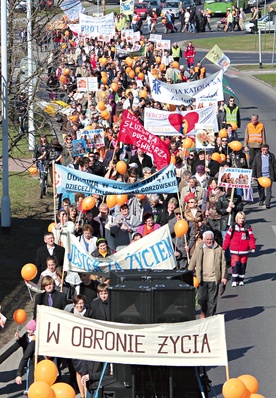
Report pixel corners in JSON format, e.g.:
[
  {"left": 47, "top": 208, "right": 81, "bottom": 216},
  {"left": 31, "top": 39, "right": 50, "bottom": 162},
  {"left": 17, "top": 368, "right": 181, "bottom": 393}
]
[
  {"left": 222, "top": 139, "right": 227, "bottom": 142},
  {"left": 188, "top": 201, "right": 195, "bottom": 204}
]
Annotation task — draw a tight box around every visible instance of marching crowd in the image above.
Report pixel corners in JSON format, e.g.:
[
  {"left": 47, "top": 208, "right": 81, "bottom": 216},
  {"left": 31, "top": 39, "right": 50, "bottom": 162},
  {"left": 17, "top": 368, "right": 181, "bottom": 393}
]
[{"left": 13, "top": 14, "right": 276, "bottom": 398}]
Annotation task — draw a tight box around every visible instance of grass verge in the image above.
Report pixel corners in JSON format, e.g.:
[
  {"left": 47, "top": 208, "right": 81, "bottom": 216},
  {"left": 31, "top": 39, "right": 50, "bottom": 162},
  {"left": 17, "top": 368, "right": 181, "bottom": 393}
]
[{"left": 253, "top": 73, "right": 276, "bottom": 87}]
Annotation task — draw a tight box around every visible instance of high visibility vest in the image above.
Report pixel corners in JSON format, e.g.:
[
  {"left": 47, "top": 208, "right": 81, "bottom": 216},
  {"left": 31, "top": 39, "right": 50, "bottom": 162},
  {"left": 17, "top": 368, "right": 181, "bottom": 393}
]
[
  {"left": 171, "top": 46, "right": 181, "bottom": 58},
  {"left": 224, "top": 106, "right": 239, "bottom": 123},
  {"left": 194, "top": 66, "right": 206, "bottom": 79},
  {"left": 247, "top": 122, "right": 264, "bottom": 143}
]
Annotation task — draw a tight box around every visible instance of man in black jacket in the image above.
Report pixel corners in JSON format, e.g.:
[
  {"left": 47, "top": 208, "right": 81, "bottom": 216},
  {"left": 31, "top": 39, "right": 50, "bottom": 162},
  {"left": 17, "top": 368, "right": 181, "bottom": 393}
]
[
  {"left": 35, "top": 232, "right": 65, "bottom": 277},
  {"left": 252, "top": 144, "right": 276, "bottom": 209},
  {"left": 129, "top": 148, "right": 153, "bottom": 179}
]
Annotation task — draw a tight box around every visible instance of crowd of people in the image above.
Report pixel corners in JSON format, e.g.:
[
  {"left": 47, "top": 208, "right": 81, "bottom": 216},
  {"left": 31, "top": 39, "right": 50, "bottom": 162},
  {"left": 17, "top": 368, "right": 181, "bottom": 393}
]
[{"left": 13, "top": 12, "right": 276, "bottom": 397}]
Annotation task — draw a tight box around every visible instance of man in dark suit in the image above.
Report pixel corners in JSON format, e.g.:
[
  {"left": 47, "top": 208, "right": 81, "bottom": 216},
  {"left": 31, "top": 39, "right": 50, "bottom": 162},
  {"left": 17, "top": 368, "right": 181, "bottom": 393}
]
[
  {"left": 33, "top": 275, "right": 67, "bottom": 319},
  {"left": 129, "top": 148, "right": 153, "bottom": 179},
  {"left": 35, "top": 232, "right": 65, "bottom": 276},
  {"left": 90, "top": 283, "right": 109, "bottom": 321}
]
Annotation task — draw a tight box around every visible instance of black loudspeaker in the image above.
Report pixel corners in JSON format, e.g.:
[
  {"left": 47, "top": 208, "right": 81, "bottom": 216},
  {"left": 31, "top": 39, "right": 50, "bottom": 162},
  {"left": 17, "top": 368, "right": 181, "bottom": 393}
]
[
  {"left": 109, "top": 280, "right": 195, "bottom": 324},
  {"left": 109, "top": 269, "right": 193, "bottom": 287}
]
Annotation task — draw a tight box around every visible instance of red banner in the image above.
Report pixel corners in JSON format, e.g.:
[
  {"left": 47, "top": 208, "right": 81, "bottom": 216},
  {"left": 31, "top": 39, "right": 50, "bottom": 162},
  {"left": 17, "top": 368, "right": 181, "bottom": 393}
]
[{"left": 118, "top": 110, "right": 171, "bottom": 170}]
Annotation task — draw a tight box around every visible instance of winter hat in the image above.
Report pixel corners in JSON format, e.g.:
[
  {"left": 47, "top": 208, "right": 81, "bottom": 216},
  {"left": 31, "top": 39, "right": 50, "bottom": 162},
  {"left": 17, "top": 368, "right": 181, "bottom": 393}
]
[
  {"left": 26, "top": 320, "right": 36, "bottom": 331},
  {"left": 196, "top": 165, "right": 205, "bottom": 173},
  {"left": 184, "top": 193, "right": 196, "bottom": 203}
]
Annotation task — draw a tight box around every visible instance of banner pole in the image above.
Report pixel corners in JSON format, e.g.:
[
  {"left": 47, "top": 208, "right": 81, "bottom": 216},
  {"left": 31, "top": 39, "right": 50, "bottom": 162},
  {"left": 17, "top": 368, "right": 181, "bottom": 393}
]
[
  {"left": 225, "top": 365, "right": 230, "bottom": 380},
  {"left": 52, "top": 160, "right": 57, "bottom": 224},
  {"left": 227, "top": 187, "right": 235, "bottom": 226},
  {"left": 105, "top": 139, "right": 118, "bottom": 179}
]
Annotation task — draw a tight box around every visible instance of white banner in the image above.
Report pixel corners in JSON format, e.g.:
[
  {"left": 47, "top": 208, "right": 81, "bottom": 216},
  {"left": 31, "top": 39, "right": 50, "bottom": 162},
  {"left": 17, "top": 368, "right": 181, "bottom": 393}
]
[
  {"left": 218, "top": 167, "right": 252, "bottom": 189},
  {"left": 148, "top": 70, "right": 223, "bottom": 105},
  {"left": 36, "top": 307, "right": 228, "bottom": 367},
  {"left": 79, "top": 12, "right": 115, "bottom": 38},
  {"left": 77, "top": 77, "right": 98, "bottom": 92},
  {"left": 144, "top": 105, "right": 218, "bottom": 136},
  {"left": 60, "top": 0, "right": 85, "bottom": 21},
  {"left": 58, "top": 225, "right": 176, "bottom": 274}
]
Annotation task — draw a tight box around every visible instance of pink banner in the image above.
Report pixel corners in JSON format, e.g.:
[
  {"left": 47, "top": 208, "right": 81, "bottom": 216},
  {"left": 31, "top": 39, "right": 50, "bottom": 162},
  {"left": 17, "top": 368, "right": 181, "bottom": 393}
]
[{"left": 118, "top": 110, "right": 171, "bottom": 170}]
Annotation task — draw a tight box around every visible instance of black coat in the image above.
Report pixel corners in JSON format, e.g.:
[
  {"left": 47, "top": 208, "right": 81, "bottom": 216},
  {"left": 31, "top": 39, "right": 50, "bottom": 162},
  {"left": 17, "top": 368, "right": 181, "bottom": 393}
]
[
  {"left": 90, "top": 297, "right": 110, "bottom": 321},
  {"left": 81, "top": 361, "right": 111, "bottom": 392},
  {"left": 33, "top": 290, "right": 67, "bottom": 319},
  {"left": 252, "top": 151, "right": 276, "bottom": 181},
  {"left": 129, "top": 153, "right": 153, "bottom": 178},
  {"left": 216, "top": 193, "right": 243, "bottom": 231},
  {"left": 35, "top": 244, "right": 65, "bottom": 275}
]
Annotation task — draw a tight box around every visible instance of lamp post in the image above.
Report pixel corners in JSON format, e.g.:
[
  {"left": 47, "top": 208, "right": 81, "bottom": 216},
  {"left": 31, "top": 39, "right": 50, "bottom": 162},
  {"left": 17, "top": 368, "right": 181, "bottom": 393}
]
[
  {"left": 27, "top": 0, "right": 36, "bottom": 150},
  {"left": 1, "top": 0, "right": 11, "bottom": 228}
]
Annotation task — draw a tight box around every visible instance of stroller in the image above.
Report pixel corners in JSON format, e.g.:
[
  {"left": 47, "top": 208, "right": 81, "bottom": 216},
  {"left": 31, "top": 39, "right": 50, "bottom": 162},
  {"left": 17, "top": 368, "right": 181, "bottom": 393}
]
[{"left": 217, "top": 17, "right": 227, "bottom": 31}]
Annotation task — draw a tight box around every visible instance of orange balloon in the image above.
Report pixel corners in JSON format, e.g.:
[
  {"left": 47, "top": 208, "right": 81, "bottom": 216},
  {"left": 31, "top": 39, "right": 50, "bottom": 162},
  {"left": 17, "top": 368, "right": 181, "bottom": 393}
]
[
  {"left": 126, "top": 66, "right": 132, "bottom": 74},
  {"left": 34, "top": 360, "right": 58, "bottom": 386},
  {"left": 13, "top": 309, "right": 27, "bottom": 324},
  {"left": 99, "top": 91, "right": 107, "bottom": 100},
  {"left": 21, "top": 263, "right": 38, "bottom": 281},
  {"left": 59, "top": 75, "right": 67, "bottom": 84},
  {"left": 193, "top": 276, "right": 199, "bottom": 288},
  {"left": 125, "top": 57, "right": 132, "bottom": 66},
  {"left": 101, "top": 71, "right": 107, "bottom": 76},
  {"left": 128, "top": 70, "right": 135, "bottom": 79},
  {"left": 82, "top": 196, "right": 96, "bottom": 211},
  {"left": 69, "top": 115, "right": 79, "bottom": 123},
  {"left": 29, "top": 165, "right": 38, "bottom": 175},
  {"left": 229, "top": 121, "right": 238, "bottom": 130},
  {"left": 106, "top": 195, "right": 117, "bottom": 208},
  {"left": 139, "top": 90, "right": 147, "bottom": 99},
  {"left": 183, "top": 138, "right": 193, "bottom": 149},
  {"left": 48, "top": 222, "right": 56, "bottom": 232},
  {"left": 228, "top": 141, "right": 243, "bottom": 152},
  {"left": 61, "top": 43, "right": 67, "bottom": 50},
  {"left": 135, "top": 194, "right": 146, "bottom": 200},
  {"left": 159, "top": 63, "right": 166, "bottom": 72},
  {"left": 138, "top": 72, "right": 145, "bottom": 80},
  {"left": 172, "top": 61, "right": 179, "bottom": 69},
  {"left": 237, "top": 375, "right": 259, "bottom": 394},
  {"left": 222, "top": 378, "right": 247, "bottom": 398},
  {"left": 135, "top": 66, "right": 141, "bottom": 74},
  {"left": 100, "top": 110, "right": 109, "bottom": 119},
  {"left": 219, "top": 128, "right": 228, "bottom": 138},
  {"left": 100, "top": 57, "right": 108, "bottom": 66},
  {"left": 220, "top": 154, "right": 226, "bottom": 162},
  {"left": 168, "top": 104, "right": 176, "bottom": 111},
  {"left": 29, "top": 381, "right": 52, "bottom": 398},
  {"left": 156, "top": 56, "right": 161, "bottom": 64},
  {"left": 211, "top": 152, "right": 222, "bottom": 163},
  {"left": 64, "top": 30, "right": 70, "bottom": 36},
  {"left": 116, "top": 160, "right": 128, "bottom": 175},
  {"left": 97, "top": 101, "right": 106, "bottom": 111},
  {"left": 101, "top": 76, "right": 108, "bottom": 84},
  {"left": 174, "top": 219, "right": 189, "bottom": 237},
  {"left": 257, "top": 176, "right": 271, "bottom": 188},
  {"left": 110, "top": 82, "right": 118, "bottom": 92},
  {"left": 102, "top": 111, "right": 110, "bottom": 120},
  {"left": 51, "top": 382, "right": 75, "bottom": 398},
  {"left": 117, "top": 194, "right": 128, "bottom": 206},
  {"left": 250, "top": 395, "right": 265, "bottom": 398},
  {"left": 63, "top": 68, "right": 70, "bottom": 76}
]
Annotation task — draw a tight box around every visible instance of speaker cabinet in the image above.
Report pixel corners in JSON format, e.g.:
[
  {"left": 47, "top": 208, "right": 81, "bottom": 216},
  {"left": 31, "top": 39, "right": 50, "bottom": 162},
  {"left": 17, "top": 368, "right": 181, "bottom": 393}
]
[{"left": 109, "top": 269, "right": 193, "bottom": 287}]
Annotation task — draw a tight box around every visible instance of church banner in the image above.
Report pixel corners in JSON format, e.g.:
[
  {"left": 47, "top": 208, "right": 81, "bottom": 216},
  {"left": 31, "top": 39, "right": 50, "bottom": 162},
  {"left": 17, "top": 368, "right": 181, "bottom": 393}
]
[
  {"left": 36, "top": 307, "right": 228, "bottom": 367},
  {"left": 144, "top": 105, "right": 217, "bottom": 136},
  {"left": 55, "top": 164, "right": 178, "bottom": 196},
  {"left": 148, "top": 70, "right": 223, "bottom": 105},
  {"left": 59, "top": 225, "right": 176, "bottom": 274}
]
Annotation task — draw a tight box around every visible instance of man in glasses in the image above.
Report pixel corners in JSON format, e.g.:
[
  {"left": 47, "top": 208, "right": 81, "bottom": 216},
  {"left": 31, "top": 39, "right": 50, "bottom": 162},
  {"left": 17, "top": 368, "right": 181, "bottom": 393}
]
[
  {"left": 223, "top": 96, "right": 240, "bottom": 131},
  {"left": 188, "top": 231, "right": 227, "bottom": 318}
]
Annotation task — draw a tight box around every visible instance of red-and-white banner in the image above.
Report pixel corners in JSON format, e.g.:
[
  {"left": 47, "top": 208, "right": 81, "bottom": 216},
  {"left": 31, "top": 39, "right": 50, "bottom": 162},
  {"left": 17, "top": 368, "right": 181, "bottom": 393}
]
[{"left": 118, "top": 110, "right": 171, "bottom": 170}]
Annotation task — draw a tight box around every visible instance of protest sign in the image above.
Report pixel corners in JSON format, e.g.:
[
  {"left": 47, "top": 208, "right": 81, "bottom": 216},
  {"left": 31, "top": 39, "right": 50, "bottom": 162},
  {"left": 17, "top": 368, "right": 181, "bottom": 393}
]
[
  {"left": 78, "top": 128, "right": 105, "bottom": 150},
  {"left": 218, "top": 167, "right": 252, "bottom": 189},
  {"left": 195, "top": 124, "right": 216, "bottom": 150}
]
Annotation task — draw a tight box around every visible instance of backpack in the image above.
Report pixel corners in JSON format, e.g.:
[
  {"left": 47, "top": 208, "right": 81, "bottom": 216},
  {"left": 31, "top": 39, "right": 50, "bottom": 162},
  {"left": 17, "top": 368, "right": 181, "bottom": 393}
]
[{"left": 230, "top": 223, "right": 249, "bottom": 240}]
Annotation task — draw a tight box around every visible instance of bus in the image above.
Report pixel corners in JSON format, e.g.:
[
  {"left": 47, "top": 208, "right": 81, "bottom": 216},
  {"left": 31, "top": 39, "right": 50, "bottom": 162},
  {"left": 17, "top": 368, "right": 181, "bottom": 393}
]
[{"left": 204, "top": 0, "right": 248, "bottom": 17}]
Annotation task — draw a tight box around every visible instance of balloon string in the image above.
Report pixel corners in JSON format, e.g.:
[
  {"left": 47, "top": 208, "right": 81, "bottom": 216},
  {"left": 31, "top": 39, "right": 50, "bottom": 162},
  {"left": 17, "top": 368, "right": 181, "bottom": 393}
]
[{"left": 27, "top": 285, "right": 33, "bottom": 301}]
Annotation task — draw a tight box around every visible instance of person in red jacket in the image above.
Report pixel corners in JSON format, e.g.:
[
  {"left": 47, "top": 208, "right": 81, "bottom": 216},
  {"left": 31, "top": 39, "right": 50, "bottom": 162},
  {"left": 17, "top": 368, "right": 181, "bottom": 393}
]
[
  {"left": 223, "top": 211, "right": 256, "bottom": 287},
  {"left": 184, "top": 41, "right": 196, "bottom": 68}
]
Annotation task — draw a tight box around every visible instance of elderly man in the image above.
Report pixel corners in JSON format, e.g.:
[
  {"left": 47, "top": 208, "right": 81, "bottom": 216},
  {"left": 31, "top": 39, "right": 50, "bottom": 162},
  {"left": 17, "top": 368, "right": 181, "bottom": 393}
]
[
  {"left": 188, "top": 231, "right": 227, "bottom": 318},
  {"left": 180, "top": 177, "right": 204, "bottom": 205}
]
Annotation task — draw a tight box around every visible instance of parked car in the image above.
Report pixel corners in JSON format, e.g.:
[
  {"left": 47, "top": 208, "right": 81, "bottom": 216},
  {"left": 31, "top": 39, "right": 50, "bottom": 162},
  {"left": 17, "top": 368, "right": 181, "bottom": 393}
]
[
  {"left": 162, "top": 0, "right": 181, "bottom": 18},
  {"left": 134, "top": 2, "right": 152, "bottom": 19},
  {"left": 147, "top": 0, "right": 163, "bottom": 15},
  {"left": 244, "top": 13, "right": 275, "bottom": 33},
  {"left": 15, "top": 0, "right": 27, "bottom": 12}
]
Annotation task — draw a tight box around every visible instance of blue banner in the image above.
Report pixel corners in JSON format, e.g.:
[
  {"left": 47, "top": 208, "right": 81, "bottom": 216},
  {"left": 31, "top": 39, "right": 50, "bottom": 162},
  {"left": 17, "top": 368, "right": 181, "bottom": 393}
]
[{"left": 55, "top": 164, "right": 178, "bottom": 195}]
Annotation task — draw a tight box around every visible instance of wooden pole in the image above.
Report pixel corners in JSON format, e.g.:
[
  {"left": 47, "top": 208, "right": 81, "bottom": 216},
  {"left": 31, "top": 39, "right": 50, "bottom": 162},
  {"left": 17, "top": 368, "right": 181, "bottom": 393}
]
[{"left": 227, "top": 187, "right": 235, "bottom": 226}]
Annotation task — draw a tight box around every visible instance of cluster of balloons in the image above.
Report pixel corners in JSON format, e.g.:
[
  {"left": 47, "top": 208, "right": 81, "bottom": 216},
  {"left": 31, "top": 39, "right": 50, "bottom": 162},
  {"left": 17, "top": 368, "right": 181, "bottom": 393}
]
[
  {"left": 28, "top": 360, "right": 75, "bottom": 398},
  {"left": 223, "top": 375, "right": 264, "bottom": 398}
]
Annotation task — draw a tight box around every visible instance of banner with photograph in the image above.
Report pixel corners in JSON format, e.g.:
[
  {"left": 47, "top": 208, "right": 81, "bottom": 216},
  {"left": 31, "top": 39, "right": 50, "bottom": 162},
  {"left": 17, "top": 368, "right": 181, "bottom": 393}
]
[
  {"left": 148, "top": 70, "right": 224, "bottom": 105},
  {"left": 36, "top": 307, "right": 228, "bottom": 367},
  {"left": 144, "top": 105, "right": 217, "bottom": 136},
  {"left": 195, "top": 124, "right": 216, "bottom": 150},
  {"left": 59, "top": 225, "right": 176, "bottom": 274},
  {"left": 120, "top": 0, "right": 134, "bottom": 16},
  {"left": 71, "top": 139, "right": 87, "bottom": 157},
  {"left": 55, "top": 164, "right": 178, "bottom": 196},
  {"left": 77, "top": 128, "right": 105, "bottom": 150},
  {"left": 77, "top": 77, "right": 98, "bottom": 93},
  {"left": 155, "top": 40, "right": 171, "bottom": 51},
  {"left": 218, "top": 167, "right": 252, "bottom": 189},
  {"left": 149, "top": 34, "right": 162, "bottom": 42},
  {"left": 205, "top": 45, "right": 231, "bottom": 72},
  {"left": 79, "top": 12, "right": 115, "bottom": 38}
]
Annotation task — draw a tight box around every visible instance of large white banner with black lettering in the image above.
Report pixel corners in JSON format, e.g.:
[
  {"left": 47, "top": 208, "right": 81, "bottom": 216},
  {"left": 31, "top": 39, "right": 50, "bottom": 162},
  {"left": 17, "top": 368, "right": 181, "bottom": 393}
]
[
  {"left": 36, "top": 306, "right": 228, "bottom": 367},
  {"left": 148, "top": 70, "right": 223, "bottom": 105}
]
